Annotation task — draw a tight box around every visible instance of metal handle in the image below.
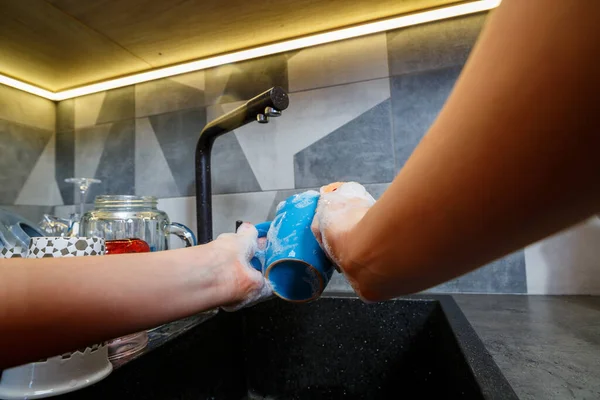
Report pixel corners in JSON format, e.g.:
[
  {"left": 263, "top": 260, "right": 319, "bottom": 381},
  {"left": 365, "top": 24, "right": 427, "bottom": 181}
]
[{"left": 168, "top": 222, "right": 197, "bottom": 248}]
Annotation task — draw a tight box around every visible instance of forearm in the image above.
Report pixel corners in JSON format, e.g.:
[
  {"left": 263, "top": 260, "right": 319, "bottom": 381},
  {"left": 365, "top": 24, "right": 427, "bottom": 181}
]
[
  {"left": 0, "top": 244, "right": 233, "bottom": 368},
  {"left": 343, "top": 0, "right": 600, "bottom": 300}
]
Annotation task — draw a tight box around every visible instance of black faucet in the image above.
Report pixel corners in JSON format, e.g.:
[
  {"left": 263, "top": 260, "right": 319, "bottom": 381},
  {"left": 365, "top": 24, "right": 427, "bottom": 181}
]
[{"left": 195, "top": 87, "right": 290, "bottom": 244}]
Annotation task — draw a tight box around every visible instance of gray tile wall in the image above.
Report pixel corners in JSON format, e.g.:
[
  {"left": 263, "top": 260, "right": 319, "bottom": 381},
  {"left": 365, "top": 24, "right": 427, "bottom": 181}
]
[
  {"left": 6, "top": 11, "right": 528, "bottom": 294},
  {"left": 0, "top": 84, "right": 59, "bottom": 223}
]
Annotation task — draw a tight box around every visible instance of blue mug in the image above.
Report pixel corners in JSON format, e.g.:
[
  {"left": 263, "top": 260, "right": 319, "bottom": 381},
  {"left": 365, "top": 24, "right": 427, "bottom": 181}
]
[{"left": 251, "top": 191, "right": 334, "bottom": 302}]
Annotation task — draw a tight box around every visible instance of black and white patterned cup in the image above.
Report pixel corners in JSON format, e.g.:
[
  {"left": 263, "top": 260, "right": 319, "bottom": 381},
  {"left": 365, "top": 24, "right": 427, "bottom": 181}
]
[
  {"left": 27, "top": 237, "right": 105, "bottom": 258},
  {"left": 0, "top": 245, "right": 25, "bottom": 258}
]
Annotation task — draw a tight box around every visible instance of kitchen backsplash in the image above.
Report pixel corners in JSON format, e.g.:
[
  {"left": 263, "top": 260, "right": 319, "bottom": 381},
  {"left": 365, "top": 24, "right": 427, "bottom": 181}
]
[
  {"left": 3, "top": 12, "right": 599, "bottom": 295},
  {"left": 0, "top": 84, "right": 56, "bottom": 222}
]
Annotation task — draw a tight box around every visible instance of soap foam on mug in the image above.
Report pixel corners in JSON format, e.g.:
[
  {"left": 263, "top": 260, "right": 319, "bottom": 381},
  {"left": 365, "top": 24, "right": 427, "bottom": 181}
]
[
  {"left": 266, "top": 212, "right": 296, "bottom": 257},
  {"left": 275, "top": 200, "right": 286, "bottom": 213},
  {"left": 291, "top": 190, "right": 319, "bottom": 209}
]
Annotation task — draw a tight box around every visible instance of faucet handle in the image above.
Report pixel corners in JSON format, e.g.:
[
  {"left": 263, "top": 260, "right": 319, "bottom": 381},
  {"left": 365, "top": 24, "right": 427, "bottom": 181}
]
[
  {"left": 256, "top": 114, "right": 269, "bottom": 124},
  {"left": 264, "top": 107, "right": 281, "bottom": 117}
]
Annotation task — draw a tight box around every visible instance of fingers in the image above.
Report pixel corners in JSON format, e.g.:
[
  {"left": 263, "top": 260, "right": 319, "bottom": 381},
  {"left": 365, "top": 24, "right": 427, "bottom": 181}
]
[
  {"left": 236, "top": 222, "right": 258, "bottom": 238},
  {"left": 325, "top": 182, "right": 376, "bottom": 206},
  {"left": 311, "top": 214, "right": 323, "bottom": 247},
  {"left": 234, "top": 222, "right": 259, "bottom": 260},
  {"left": 313, "top": 182, "right": 375, "bottom": 268},
  {"left": 320, "top": 181, "right": 344, "bottom": 194}
]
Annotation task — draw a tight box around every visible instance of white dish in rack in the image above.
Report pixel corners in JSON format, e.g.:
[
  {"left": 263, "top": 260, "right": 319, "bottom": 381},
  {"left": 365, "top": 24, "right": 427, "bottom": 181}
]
[{"left": 0, "top": 344, "right": 112, "bottom": 399}]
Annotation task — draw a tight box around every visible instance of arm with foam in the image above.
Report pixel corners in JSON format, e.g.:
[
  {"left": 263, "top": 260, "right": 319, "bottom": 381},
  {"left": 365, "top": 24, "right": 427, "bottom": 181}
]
[{"left": 313, "top": 0, "right": 600, "bottom": 301}]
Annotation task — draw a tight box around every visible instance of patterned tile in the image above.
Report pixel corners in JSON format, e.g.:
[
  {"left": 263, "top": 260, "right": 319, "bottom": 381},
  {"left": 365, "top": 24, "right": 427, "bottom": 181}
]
[
  {"left": 0, "top": 120, "right": 52, "bottom": 204},
  {"left": 56, "top": 129, "right": 75, "bottom": 204},
  {"left": 427, "top": 251, "right": 527, "bottom": 294},
  {"left": 154, "top": 196, "right": 197, "bottom": 241},
  {"left": 153, "top": 192, "right": 278, "bottom": 240},
  {"left": 0, "top": 84, "right": 56, "bottom": 131},
  {"left": 294, "top": 99, "right": 394, "bottom": 188},
  {"left": 364, "top": 183, "right": 390, "bottom": 200},
  {"left": 90, "top": 120, "right": 135, "bottom": 199},
  {"left": 56, "top": 99, "right": 74, "bottom": 132},
  {"left": 143, "top": 102, "right": 260, "bottom": 197},
  {"left": 15, "top": 133, "right": 63, "bottom": 206},
  {"left": 387, "top": 13, "right": 486, "bottom": 76},
  {"left": 391, "top": 66, "right": 461, "bottom": 172},
  {"left": 96, "top": 86, "right": 135, "bottom": 125},
  {"left": 75, "top": 91, "right": 106, "bottom": 129},
  {"left": 205, "top": 54, "right": 289, "bottom": 105},
  {"left": 170, "top": 70, "right": 205, "bottom": 91},
  {"left": 74, "top": 123, "right": 113, "bottom": 201},
  {"left": 234, "top": 78, "right": 391, "bottom": 191},
  {"left": 204, "top": 100, "right": 262, "bottom": 194},
  {"left": 212, "top": 191, "right": 278, "bottom": 237},
  {"left": 212, "top": 134, "right": 261, "bottom": 195},
  {"left": 288, "top": 33, "right": 388, "bottom": 92},
  {"left": 135, "top": 72, "right": 206, "bottom": 118},
  {"left": 266, "top": 188, "right": 306, "bottom": 221},
  {"left": 525, "top": 217, "right": 600, "bottom": 294},
  {"left": 205, "top": 101, "right": 245, "bottom": 125},
  {"left": 150, "top": 107, "right": 206, "bottom": 196},
  {"left": 135, "top": 118, "right": 179, "bottom": 198},
  {"left": 56, "top": 99, "right": 75, "bottom": 205}
]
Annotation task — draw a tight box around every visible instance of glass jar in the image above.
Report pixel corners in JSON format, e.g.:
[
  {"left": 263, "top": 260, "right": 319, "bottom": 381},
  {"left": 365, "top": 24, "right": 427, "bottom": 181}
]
[
  {"left": 80, "top": 195, "right": 195, "bottom": 251},
  {"left": 80, "top": 195, "right": 197, "bottom": 361}
]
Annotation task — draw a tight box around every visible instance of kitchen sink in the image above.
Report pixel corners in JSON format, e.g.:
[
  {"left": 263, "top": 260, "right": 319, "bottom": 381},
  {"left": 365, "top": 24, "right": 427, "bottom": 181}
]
[{"left": 60, "top": 296, "right": 517, "bottom": 399}]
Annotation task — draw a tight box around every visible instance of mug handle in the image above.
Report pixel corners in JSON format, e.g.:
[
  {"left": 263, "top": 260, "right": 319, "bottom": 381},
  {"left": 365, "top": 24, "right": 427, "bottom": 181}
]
[
  {"left": 248, "top": 221, "right": 271, "bottom": 272},
  {"left": 168, "top": 222, "right": 197, "bottom": 248}
]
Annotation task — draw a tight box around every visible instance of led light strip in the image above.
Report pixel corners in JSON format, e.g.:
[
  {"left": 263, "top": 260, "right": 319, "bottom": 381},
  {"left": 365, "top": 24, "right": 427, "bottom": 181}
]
[
  {"left": 0, "top": 74, "right": 57, "bottom": 99},
  {"left": 1, "top": 0, "right": 500, "bottom": 101}
]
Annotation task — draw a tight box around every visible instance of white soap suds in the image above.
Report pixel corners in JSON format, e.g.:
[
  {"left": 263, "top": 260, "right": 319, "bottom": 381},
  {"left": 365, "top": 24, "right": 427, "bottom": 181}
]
[
  {"left": 288, "top": 250, "right": 296, "bottom": 257},
  {"left": 291, "top": 190, "right": 319, "bottom": 209},
  {"left": 275, "top": 200, "right": 286, "bottom": 213},
  {"left": 222, "top": 278, "right": 273, "bottom": 312},
  {"left": 266, "top": 213, "right": 296, "bottom": 256},
  {"left": 328, "top": 182, "right": 375, "bottom": 205},
  {"left": 255, "top": 249, "right": 266, "bottom": 270},
  {"left": 313, "top": 182, "right": 376, "bottom": 268},
  {"left": 220, "top": 224, "right": 274, "bottom": 312}
]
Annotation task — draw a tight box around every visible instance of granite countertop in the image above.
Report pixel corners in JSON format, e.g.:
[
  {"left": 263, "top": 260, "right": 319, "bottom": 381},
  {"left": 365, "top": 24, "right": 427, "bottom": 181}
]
[{"left": 453, "top": 295, "right": 600, "bottom": 400}]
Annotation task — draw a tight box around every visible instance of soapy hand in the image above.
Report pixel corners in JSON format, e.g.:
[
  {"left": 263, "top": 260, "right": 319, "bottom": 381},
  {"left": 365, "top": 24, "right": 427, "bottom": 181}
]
[
  {"left": 311, "top": 182, "right": 375, "bottom": 272},
  {"left": 213, "top": 223, "right": 273, "bottom": 312}
]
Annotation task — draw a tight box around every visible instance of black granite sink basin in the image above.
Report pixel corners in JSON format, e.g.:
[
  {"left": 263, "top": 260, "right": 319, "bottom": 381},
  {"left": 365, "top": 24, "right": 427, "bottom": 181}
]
[{"left": 61, "top": 296, "right": 517, "bottom": 399}]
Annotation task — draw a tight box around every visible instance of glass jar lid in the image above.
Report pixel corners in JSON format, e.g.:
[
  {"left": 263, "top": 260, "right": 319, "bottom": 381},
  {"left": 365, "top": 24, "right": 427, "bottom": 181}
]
[{"left": 94, "top": 195, "right": 158, "bottom": 209}]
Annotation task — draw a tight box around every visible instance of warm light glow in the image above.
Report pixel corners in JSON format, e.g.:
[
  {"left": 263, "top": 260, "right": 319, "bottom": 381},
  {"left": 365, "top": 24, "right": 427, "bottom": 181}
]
[
  {"left": 0, "top": 74, "right": 57, "bottom": 100},
  {"left": 0, "top": 0, "right": 501, "bottom": 101}
]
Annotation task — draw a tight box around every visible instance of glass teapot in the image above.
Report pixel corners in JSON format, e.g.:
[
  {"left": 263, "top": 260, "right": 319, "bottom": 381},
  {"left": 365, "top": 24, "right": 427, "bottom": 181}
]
[{"left": 80, "top": 195, "right": 196, "bottom": 251}]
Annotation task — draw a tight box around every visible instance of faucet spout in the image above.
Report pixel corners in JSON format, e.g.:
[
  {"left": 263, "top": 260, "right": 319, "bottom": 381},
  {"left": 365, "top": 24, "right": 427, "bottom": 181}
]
[{"left": 195, "top": 87, "right": 289, "bottom": 244}]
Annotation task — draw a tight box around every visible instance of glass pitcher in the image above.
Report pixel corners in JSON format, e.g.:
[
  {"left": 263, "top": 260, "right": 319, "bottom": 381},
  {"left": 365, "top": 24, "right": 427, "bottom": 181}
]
[
  {"left": 79, "top": 195, "right": 197, "bottom": 360},
  {"left": 80, "top": 195, "right": 196, "bottom": 251}
]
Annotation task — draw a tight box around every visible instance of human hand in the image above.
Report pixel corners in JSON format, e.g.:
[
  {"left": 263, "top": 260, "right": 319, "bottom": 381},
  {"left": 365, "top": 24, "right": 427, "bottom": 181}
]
[
  {"left": 211, "top": 223, "right": 272, "bottom": 312},
  {"left": 311, "top": 182, "right": 375, "bottom": 272}
]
